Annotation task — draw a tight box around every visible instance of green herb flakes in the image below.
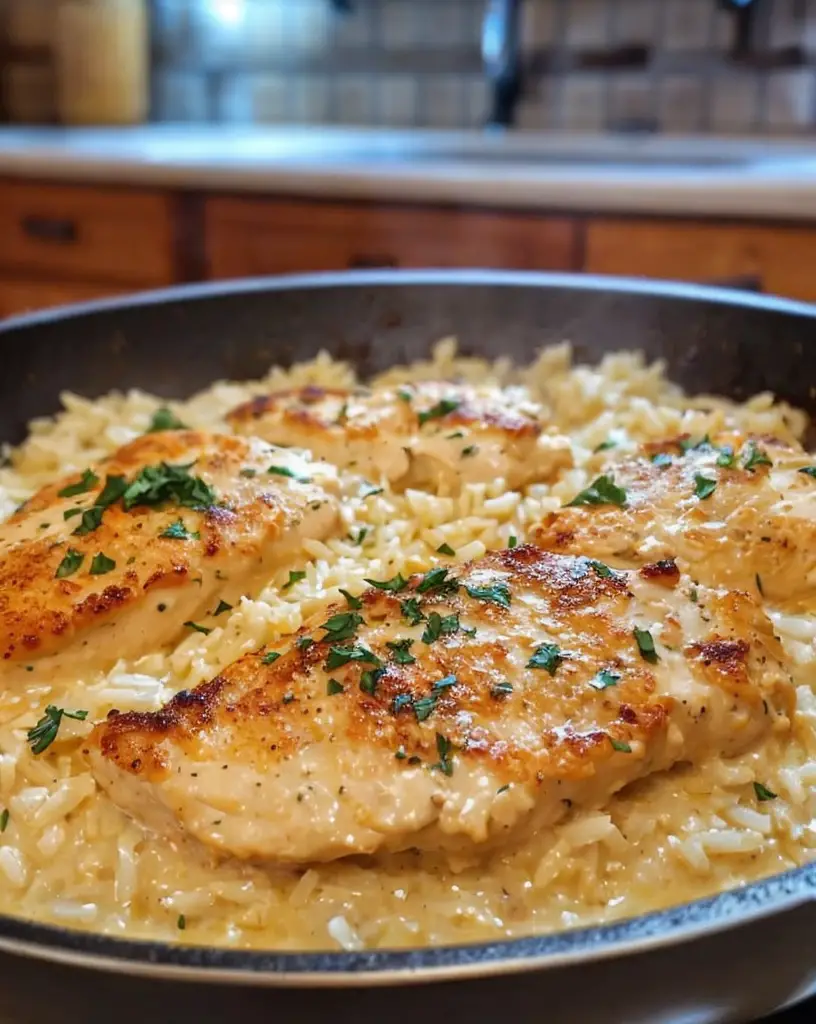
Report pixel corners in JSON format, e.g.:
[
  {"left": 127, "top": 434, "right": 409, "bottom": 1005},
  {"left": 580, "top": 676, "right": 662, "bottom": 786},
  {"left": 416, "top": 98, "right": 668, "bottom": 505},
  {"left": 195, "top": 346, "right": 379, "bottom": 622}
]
[
  {"left": 416, "top": 566, "right": 457, "bottom": 596},
  {"left": 437, "top": 543, "right": 456, "bottom": 556},
  {"left": 282, "top": 692, "right": 295, "bottom": 704},
  {"left": 588, "top": 559, "right": 616, "bottom": 580},
  {"left": 594, "top": 439, "right": 617, "bottom": 452},
  {"left": 62, "top": 509, "right": 82, "bottom": 521},
  {"left": 57, "top": 469, "right": 99, "bottom": 499},
  {"left": 798, "top": 466, "right": 816, "bottom": 479},
  {"left": 742, "top": 442, "right": 772, "bottom": 472},
  {"left": 590, "top": 669, "right": 621, "bottom": 690},
  {"left": 90, "top": 552, "right": 116, "bottom": 575},
  {"left": 365, "top": 573, "right": 407, "bottom": 593},
  {"left": 490, "top": 681, "right": 513, "bottom": 699},
  {"left": 400, "top": 598, "right": 425, "bottom": 626},
  {"left": 386, "top": 638, "right": 416, "bottom": 664},
  {"left": 350, "top": 527, "right": 369, "bottom": 546},
  {"left": 397, "top": 389, "right": 412, "bottom": 403},
  {"left": 0, "top": 809, "right": 8, "bottom": 833},
  {"left": 359, "top": 668, "right": 384, "bottom": 695},
  {"left": 421, "top": 611, "right": 460, "bottom": 645},
  {"left": 694, "top": 474, "right": 717, "bottom": 500},
  {"left": 496, "top": 784, "right": 510, "bottom": 794},
  {"left": 184, "top": 621, "right": 211, "bottom": 635},
  {"left": 432, "top": 733, "right": 454, "bottom": 776},
  {"left": 296, "top": 637, "right": 314, "bottom": 651},
  {"left": 161, "top": 518, "right": 199, "bottom": 541},
  {"left": 633, "top": 627, "right": 658, "bottom": 663},
  {"left": 214, "top": 600, "right": 233, "bottom": 616},
  {"left": 55, "top": 548, "right": 84, "bottom": 579},
  {"left": 432, "top": 674, "right": 457, "bottom": 693},
  {"left": 177, "top": 914, "right": 186, "bottom": 931},
  {"left": 360, "top": 482, "right": 384, "bottom": 498},
  {"left": 339, "top": 588, "right": 363, "bottom": 610},
  {"left": 123, "top": 462, "right": 216, "bottom": 511},
  {"left": 610, "top": 738, "right": 632, "bottom": 753},
  {"left": 147, "top": 407, "right": 187, "bottom": 433},
  {"left": 325, "top": 645, "right": 381, "bottom": 671},
  {"left": 72, "top": 506, "right": 105, "bottom": 537},
  {"left": 239, "top": 468, "right": 257, "bottom": 478},
  {"left": 651, "top": 452, "right": 673, "bottom": 468},
  {"left": 418, "top": 399, "right": 460, "bottom": 426},
  {"left": 716, "top": 446, "right": 736, "bottom": 468},
  {"left": 753, "top": 781, "right": 777, "bottom": 802},
  {"left": 326, "top": 679, "right": 344, "bottom": 696},
  {"left": 464, "top": 580, "right": 511, "bottom": 609},
  {"left": 461, "top": 445, "right": 478, "bottom": 458},
  {"left": 527, "top": 643, "right": 563, "bottom": 674},
  {"left": 413, "top": 695, "right": 438, "bottom": 722},
  {"left": 283, "top": 570, "right": 307, "bottom": 591},
  {"left": 268, "top": 465, "right": 310, "bottom": 483},
  {"left": 756, "top": 573, "right": 764, "bottom": 597},
  {"left": 392, "top": 694, "right": 413, "bottom": 713},
  {"left": 262, "top": 651, "right": 281, "bottom": 665},
  {"left": 566, "top": 474, "right": 627, "bottom": 507},
  {"left": 508, "top": 535, "right": 518, "bottom": 549},
  {"left": 27, "top": 705, "right": 88, "bottom": 755},
  {"left": 320, "top": 611, "right": 364, "bottom": 643},
  {"left": 96, "top": 474, "right": 128, "bottom": 508}
]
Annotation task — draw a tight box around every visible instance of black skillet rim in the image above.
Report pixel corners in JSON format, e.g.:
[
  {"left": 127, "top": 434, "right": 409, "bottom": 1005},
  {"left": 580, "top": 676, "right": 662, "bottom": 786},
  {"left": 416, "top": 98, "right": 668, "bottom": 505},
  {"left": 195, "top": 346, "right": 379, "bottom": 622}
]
[{"left": 0, "top": 269, "right": 814, "bottom": 984}]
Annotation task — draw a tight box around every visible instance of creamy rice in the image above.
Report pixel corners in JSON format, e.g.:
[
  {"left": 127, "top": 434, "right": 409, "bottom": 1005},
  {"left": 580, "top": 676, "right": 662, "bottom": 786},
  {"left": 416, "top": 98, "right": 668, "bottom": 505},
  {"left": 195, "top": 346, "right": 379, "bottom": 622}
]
[{"left": 0, "top": 339, "right": 814, "bottom": 951}]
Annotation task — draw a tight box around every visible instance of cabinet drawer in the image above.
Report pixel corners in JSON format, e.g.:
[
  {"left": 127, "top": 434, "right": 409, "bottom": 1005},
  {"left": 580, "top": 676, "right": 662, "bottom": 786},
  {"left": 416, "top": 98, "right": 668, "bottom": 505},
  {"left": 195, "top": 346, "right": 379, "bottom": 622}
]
[
  {"left": 205, "top": 198, "right": 579, "bottom": 277},
  {"left": 0, "top": 180, "right": 176, "bottom": 286},
  {"left": 585, "top": 219, "right": 816, "bottom": 302},
  {"left": 0, "top": 277, "right": 128, "bottom": 320}
]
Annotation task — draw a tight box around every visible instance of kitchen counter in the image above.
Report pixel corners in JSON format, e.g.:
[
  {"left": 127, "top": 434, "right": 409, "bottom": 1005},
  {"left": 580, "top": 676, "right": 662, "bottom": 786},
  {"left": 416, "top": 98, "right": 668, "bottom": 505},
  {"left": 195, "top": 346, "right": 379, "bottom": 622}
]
[{"left": 1, "top": 125, "right": 816, "bottom": 219}]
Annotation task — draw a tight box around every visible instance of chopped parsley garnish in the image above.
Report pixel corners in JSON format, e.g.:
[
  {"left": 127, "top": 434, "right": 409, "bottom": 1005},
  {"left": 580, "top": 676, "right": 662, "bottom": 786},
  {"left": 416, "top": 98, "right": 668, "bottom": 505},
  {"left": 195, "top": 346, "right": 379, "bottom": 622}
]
[
  {"left": 610, "top": 738, "right": 632, "bottom": 753},
  {"left": 339, "top": 588, "right": 363, "bottom": 610},
  {"left": 651, "top": 452, "right": 673, "bottom": 468},
  {"left": 716, "top": 446, "right": 736, "bottom": 468},
  {"left": 320, "top": 611, "right": 364, "bottom": 643},
  {"left": 437, "top": 543, "right": 456, "bottom": 556},
  {"left": 566, "top": 474, "right": 627, "bottom": 507},
  {"left": 360, "top": 482, "right": 384, "bottom": 498},
  {"left": 590, "top": 669, "right": 620, "bottom": 690},
  {"left": 401, "top": 598, "right": 425, "bottom": 625},
  {"left": 296, "top": 636, "right": 314, "bottom": 651},
  {"left": 96, "top": 474, "right": 128, "bottom": 508},
  {"left": 90, "top": 552, "right": 116, "bottom": 575},
  {"left": 432, "top": 733, "right": 454, "bottom": 776},
  {"left": 413, "top": 695, "right": 438, "bottom": 722},
  {"left": 464, "top": 581, "right": 511, "bottom": 609},
  {"left": 282, "top": 692, "right": 295, "bottom": 704},
  {"left": 147, "top": 407, "right": 187, "bottom": 433},
  {"left": 386, "top": 638, "right": 416, "bottom": 664},
  {"left": 177, "top": 914, "right": 186, "bottom": 931},
  {"left": 72, "top": 506, "right": 105, "bottom": 536},
  {"left": 27, "top": 705, "right": 88, "bottom": 755},
  {"left": 365, "top": 573, "right": 407, "bottom": 593},
  {"left": 359, "top": 668, "right": 384, "bottom": 695},
  {"left": 262, "top": 651, "right": 281, "bottom": 664},
  {"left": 690, "top": 586, "right": 699, "bottom": 603},
  {"left": 63, "top": 508, "right": 82, "bottom": 520},
  {"left": 679, "top": 434, "right": 711, "bottom": 454},
  {"left": 588, "top": 559, "right": 616, "bottom": 580},
  {"left": 268, "top": 465, "right": 310, "bottom": 483},
  {"left": 753, "top": 781, "right": 777, "bottom": 802},
  {"left": 755, "top": 573, "right": 764, "bottom": 597},
  {"left": 693, "top": 474, "right": 717, "bottom": 500},
  {"left": 421, "top": 611, "right": 460, "bottom": 644},
  {"left": 633, "top": 626, "right": 658, "bottom": 663},
  {"left": 497, "top": 784, "right": 510, "bottom": 795},
  {"left": 798, "top": 466, "right": 816, "bottom": 479},
  {"left": 491, "top": 681, "right": 513, "bottom": 699},
  {"left": 55, "top": 548, "right": 84, "bottom": 578},
  {"left": 184, "top": 621, "right": 211, "bottom": 635},
  {"left": 594, "top": 439, "right": 617, "bottom": 452},
  {"left": 57, "top": 469, "right": 99, "bottom": 499},
  {"left": 392, "top": 693, "right": 413, "bottom": 713},
  {"left": 461, "top": 445, "right": 477, "bottom": 457},
  {"left": 336, "top": 402, "right": 349, "bottom": 424},
  {"left": 395, "top": 746, "right": 407, "bottom": 759},
  {"left": 416, "top": 566, "right": 457, "bottom": 595},
  {"left": 527, "top": 643, "right": 563, "bottom": 674},
  {"left": 214, "top": 600, "right": 233, "bottom": 616},
  {"left": 432, "top": 674, "right": 457, "bottom": 692},
  {"left": 350, "top": 527, "right": 369, "bottom": 546},
  {"left": 508, "top": 535, "right": 518, "bottom": 549},
  {"left": 326, "top": 679, "right": 344, "bottom": 695},
  {"left": 742, "top": 442, "right": 772, "bottom": 472},
  {"left": 397, "top": 389, "right": 412, "bottom": 403},
  {"left": 283, "top": 570, "right": 307, "bottom": 590},
  {"left": 418, "top": 398, "right": 460, "bottom": 426},
  {"left": 122, "top": 462, "right": 216, "bottom": 511},
  {"left": 161, "top": 518, "right": 199, "bottom": 540},
  {"left": 239, "top": 468, "right": 257, "bottom": 478},
  {"left": 0, "top": 809, "right": 8, "bottom": 833},
  {"left": 447, "top": 431, "right": 465, "bottom": 439},
  {"left": 325, "top": 645, "right": 381, "bottom": 671}
]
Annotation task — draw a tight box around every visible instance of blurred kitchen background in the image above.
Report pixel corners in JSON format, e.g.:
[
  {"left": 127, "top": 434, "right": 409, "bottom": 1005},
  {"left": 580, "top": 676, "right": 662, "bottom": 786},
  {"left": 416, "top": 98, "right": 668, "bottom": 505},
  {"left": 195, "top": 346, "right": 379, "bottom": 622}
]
[{"left": 2, "top": 0, "right": 816, "bottom": 319}]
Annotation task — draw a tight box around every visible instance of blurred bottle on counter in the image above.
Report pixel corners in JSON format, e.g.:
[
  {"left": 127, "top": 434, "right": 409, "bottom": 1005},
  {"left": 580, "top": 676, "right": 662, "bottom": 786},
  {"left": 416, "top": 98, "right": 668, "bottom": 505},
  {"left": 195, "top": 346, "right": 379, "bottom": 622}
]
[{"left": 54, "top": 0, "right": 149, "bottom": 124}]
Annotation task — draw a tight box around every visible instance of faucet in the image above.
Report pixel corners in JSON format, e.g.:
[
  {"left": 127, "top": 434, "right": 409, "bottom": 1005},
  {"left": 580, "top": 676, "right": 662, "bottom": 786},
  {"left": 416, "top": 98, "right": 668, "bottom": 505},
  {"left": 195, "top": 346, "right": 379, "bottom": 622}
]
[{"left": 481, "top": 0, "right": 522, "bottom": 129}]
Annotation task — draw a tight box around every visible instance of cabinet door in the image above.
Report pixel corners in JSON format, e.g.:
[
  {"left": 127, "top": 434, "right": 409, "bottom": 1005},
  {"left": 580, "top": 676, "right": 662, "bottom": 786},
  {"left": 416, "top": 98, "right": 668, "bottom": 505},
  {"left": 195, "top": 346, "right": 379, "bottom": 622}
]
[
  {"left": 0, "top": 180, "right": 176, "bottom": 286},
  {"left": 205, "top": 197, "right": 580, "bottom": 277},
  {"left": 0, "top": 277, "right": 127, "bottom": 319},
  {"left": 585, "top": 218, "right": 816, "bottom": 302}
]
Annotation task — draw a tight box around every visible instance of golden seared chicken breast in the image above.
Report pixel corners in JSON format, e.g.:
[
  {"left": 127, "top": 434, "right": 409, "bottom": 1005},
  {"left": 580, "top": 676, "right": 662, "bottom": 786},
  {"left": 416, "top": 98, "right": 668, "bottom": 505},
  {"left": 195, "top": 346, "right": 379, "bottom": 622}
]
[
  {"left": 0, "top": 431, "right": 339, "bottom": 678},
  {"left": 534, "top": 431, "right": 816, "bottom": 604},
  {"left": 227, "top": 381, "right": 572, "bottom": 494},
  {"left": 86, "top": 545, "right": 793, "bottom": 865}
]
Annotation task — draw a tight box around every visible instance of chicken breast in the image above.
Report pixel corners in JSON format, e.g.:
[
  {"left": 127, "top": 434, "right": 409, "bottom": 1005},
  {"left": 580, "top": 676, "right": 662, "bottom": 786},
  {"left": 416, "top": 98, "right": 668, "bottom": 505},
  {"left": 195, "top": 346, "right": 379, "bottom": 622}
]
[
  {"left": 0, "top": 430, "right": 339, "bottom": 679},
  {"left": 534, "top": 431, "right": 816, "bottom": 604},
  {"left": 86, "top": 545, "right": 793, "bottom": 865},
  {"left": 226, "top": 381, "right": 572, "bottom": 494}
]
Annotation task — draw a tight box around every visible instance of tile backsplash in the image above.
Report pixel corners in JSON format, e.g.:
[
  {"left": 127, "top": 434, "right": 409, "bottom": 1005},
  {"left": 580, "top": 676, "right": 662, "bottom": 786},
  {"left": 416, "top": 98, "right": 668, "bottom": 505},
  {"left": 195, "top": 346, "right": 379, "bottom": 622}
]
[{"left": 3, "top": 0, "right": 816, "bottom": 135}]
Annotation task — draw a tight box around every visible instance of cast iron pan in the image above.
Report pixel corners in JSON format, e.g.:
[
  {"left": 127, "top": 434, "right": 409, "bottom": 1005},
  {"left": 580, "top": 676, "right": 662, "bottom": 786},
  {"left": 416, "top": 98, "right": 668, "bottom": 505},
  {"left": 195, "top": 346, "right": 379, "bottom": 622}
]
[{"left": 0, "top": 271, "right": 814, "bottom": 1023}]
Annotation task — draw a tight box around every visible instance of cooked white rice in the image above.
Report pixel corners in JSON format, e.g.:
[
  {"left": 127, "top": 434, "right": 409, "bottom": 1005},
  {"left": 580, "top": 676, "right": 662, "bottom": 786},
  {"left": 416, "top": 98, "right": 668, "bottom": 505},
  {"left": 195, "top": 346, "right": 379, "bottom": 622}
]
[{"left": 0, "top": 338, "right": 813, "bottom": 951}]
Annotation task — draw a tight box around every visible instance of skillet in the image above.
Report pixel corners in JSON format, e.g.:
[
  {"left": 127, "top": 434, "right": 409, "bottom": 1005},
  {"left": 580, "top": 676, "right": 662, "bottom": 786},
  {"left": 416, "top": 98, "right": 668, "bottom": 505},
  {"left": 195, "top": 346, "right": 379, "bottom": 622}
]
[{"left": 0, "top": 270, "right": 814, "bottom": 1023}]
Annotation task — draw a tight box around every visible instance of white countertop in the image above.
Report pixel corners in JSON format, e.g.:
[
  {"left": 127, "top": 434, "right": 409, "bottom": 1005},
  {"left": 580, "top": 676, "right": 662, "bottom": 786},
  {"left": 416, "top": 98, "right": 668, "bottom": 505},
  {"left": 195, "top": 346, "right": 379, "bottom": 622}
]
[{"left": 2, "top": 125, "right": 816, "bottom": 219}]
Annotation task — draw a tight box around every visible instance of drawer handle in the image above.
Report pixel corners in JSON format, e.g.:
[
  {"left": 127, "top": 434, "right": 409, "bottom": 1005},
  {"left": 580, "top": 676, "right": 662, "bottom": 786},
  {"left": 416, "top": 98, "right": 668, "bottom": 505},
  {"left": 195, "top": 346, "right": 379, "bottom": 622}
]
[
  {"left": 348, "top": 253, "right": 398, "bottom": 269},
  {"left": 21, "top": 215, "right": 79, "bottom": 244}
]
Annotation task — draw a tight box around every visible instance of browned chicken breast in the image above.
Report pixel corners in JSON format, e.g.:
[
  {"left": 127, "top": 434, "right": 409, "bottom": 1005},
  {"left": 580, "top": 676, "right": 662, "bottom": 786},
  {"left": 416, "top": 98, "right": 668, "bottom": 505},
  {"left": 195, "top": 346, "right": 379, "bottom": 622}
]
[
  {"left": 534, "top": 431, "right": 816, "bottom": 604},
  {"left": 0, "top": 431, "right": 339, "bottom": 678},
  {"left": 226, "top": 381, "right": 572, "bottom": 493},
  {"left": 86, "top": 545, "right": 793, "bottom": 865}
]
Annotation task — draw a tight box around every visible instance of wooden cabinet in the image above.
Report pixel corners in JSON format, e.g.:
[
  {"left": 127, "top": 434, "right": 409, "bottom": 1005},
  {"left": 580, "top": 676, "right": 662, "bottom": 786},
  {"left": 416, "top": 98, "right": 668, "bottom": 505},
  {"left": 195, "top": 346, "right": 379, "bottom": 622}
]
[
  {"left": 204, "top": 197, "right": 580, "bottom": 278},
  {"left": 585, "top": 218, "right": 816, "bottom": 302},
  {"left": 0, "top": 277, "right": 128, "bottom": 320},
  {"left": 0, "top": 180, "right": 177, "bottom": 287}
]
